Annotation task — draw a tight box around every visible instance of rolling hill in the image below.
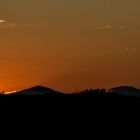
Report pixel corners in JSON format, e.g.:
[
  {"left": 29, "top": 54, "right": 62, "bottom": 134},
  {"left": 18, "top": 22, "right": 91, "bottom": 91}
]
[
  {"left": 12, "top": 86, "right": 64, "bottom": 96},
  {"left": 109, "top": 86, "right": 140, "bottom": 97}
]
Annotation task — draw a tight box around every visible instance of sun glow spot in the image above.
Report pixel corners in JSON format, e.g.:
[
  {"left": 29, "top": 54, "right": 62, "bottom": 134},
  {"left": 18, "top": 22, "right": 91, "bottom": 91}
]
[
  {"left": 4, "top": 90, "right": 18, "bottom": 95},
  {"left": 0, "top": 20, "right": 6, "bottom": 23}
]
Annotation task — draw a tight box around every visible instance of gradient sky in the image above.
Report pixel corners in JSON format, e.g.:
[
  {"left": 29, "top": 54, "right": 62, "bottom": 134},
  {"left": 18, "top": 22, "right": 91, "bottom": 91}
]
[{"left": 0, "top": 0, "right": 140, "bottom": 92}]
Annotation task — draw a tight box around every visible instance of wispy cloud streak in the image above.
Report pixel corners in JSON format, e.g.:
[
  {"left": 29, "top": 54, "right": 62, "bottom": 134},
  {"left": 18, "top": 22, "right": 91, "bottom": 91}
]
[{"left": 0, "top": 20, "right": 46, "bottom": 29}]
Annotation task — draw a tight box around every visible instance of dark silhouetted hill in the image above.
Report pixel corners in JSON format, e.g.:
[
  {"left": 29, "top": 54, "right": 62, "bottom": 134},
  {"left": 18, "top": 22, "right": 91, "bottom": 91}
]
[
  {"left": 109, "top": 86, "right": 140, "bottom": 97},
  {"left": 0, "top": 85, "right": 140, "bottom": 113},
  {"left": 12, "top": 85, "right": 64, "bottom": 96}
]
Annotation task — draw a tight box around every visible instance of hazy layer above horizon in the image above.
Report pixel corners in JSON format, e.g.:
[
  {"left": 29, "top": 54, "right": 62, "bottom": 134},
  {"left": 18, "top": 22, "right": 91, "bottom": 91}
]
[{"left": 0, "top": 0, "right": 140, "bottom": 92}]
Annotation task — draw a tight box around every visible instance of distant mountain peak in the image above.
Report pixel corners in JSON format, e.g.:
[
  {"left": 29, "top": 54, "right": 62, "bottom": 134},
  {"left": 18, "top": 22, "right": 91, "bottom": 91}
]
[
  {"left": 110, "top": 86, "right": 139, "bottom": 91},
  {"left": 109, "top": 86, "right": 140, "bottom": 97},
  {"left": 13, "top": 85, "right": 64, "bottom": 96},
  {"left": 28, "top": 85, "right": 54, "bottom": 92}
]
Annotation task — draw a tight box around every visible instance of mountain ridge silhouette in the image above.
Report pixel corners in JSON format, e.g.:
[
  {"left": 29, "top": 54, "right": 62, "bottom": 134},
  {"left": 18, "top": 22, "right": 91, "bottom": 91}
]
[
  {"left": 7, "top": 85, "right": 140, "bottom": 97},
  {"left": 1, "top": 85, "right": 140, "bottom": 112},
  {"left": 11, "top": 85, "right": 64, "bottom": 96},
  {"left": 109, "top": 86, "right": 140, "bottom": 97}
]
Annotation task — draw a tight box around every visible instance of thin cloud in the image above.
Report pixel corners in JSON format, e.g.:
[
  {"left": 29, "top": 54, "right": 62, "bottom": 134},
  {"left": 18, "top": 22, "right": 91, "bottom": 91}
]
[
  {"left": 95, "top": 25, "right": 112, "bottom": 30},
  {"left": 95, "top": 24, "right": 125, "bottom": 30},
  {"left": 105, "top": 25, "right": 112, "bottom": 29},
  {"left": 0, "top": 20, "right": 46, "bottom": 29},
  {"left": 125, "top": 48, "right": 136, "bottom": 53},
  {"left": 119, "top": 26, "right": 125, "bottom": 29},
  {"left": 0, "top": 23, "right": 42, "bottom": 29}
]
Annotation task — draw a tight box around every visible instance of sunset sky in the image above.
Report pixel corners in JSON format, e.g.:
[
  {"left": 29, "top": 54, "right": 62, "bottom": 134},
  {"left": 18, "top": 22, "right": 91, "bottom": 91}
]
[{"left": 0, "top": 0, "right": 140, "bottom": 92}]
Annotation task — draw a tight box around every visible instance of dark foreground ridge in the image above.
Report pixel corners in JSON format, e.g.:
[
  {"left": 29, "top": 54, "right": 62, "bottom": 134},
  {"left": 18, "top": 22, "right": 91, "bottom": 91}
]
[{"left": 1, "top": 85, "right": 140, "bottom": 113}]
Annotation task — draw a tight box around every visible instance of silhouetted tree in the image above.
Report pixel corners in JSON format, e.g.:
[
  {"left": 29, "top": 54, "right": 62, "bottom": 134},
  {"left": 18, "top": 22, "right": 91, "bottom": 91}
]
[
  {"left": 93, "top": 89, "right": 100, "bottom": 93},
  {"left": 100, "top": 89, "right": 106, "bottom": 93}
]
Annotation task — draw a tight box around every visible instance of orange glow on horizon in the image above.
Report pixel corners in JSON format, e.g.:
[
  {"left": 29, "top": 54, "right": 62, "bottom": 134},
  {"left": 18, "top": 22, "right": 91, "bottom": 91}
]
[
  {"left": 0, "top": 0, "right": 139, "bottom": 92},
  {"left": 4, "top": 90, "right": 18, "bottom": 95}
]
